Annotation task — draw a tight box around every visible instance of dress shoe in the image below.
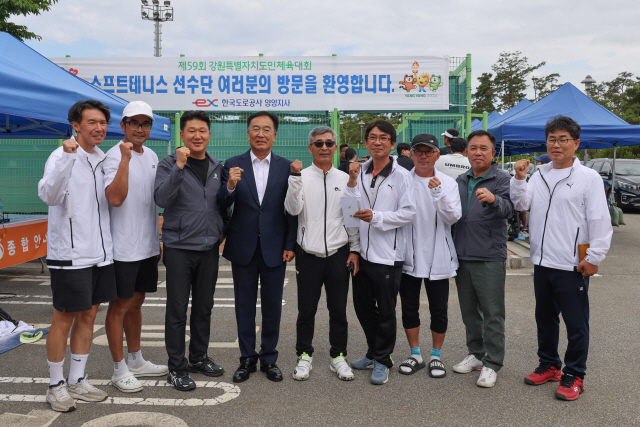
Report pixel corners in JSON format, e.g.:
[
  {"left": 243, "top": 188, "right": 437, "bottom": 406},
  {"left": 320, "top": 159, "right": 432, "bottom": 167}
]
[
  {"left": 233, "top": 358, "right": 257, "bottom": 383},
  {"left": 260, "top": 363, "right": 283, "bottom": 382},
  {"left": 187, "top": 356, "right": 224, "bottom": 377}
]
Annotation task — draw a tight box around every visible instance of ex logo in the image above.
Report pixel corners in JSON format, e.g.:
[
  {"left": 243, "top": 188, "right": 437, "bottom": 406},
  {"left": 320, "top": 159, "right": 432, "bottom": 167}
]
[{"left": 192, "top": 99, "right": 219, "bottom": 107}]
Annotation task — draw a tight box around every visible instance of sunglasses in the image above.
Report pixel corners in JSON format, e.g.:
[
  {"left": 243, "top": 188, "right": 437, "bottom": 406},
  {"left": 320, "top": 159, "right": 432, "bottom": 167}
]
[{"left": 311, "top": 140, "right": 336, "bottom": 148}]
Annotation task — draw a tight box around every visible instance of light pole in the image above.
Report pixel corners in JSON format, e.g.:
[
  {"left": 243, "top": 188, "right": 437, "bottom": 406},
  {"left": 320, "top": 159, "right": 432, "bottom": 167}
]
[
  {"left": 580, "top": 75, "right": 597, "bottom": 163},
  {"left": 358, "top": 120, "right": 365, "bottom": 146},
  {"left": 141, "top": 0, "right": 173, "bottom": 57}
]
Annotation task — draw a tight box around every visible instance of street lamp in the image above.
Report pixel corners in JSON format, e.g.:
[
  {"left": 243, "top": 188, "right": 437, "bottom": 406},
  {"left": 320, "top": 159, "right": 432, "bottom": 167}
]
[
  {"left": 581, "top": 75, "right": 596, "bottom": 96},
  {"left": 141, "top": 0, "right": 173, "bottom": 57},
  {"left": 358, "top": 120, "right": 365, "bottom": 145}
]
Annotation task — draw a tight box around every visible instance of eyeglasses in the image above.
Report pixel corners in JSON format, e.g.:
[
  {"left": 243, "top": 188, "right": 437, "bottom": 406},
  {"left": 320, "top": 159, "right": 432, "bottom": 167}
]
[
  {"left": 546, "top": 137, "right": 575, "bottom": 146},
  {"left": 249, "top": 127, "right": 274, "bottom": 135},
  {"left": 311, "top": 140, "right": 336, "bottom": 148},
  {"left": 367, "top": 135, "right": 391, "bottom": 143},
  {"left": 124, "top": 121, "right": 152, "bottom": 131},
  {"left": 412, "top": 150, "right": 438, "bottom": 157}
]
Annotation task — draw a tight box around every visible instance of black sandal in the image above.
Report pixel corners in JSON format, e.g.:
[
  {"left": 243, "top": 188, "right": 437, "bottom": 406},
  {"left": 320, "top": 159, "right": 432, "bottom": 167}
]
[
  {"left": 428, "top": 359, "right": 447, "bottom": 378},
  {"left": 398, "top": 357, "right": 426, "bottom": 375}
]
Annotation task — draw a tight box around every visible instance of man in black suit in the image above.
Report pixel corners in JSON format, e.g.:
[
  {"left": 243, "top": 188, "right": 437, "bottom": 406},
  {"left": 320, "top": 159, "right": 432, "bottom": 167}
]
[{"left": 217, "top": 111, "right": 297, "bottom": 383}]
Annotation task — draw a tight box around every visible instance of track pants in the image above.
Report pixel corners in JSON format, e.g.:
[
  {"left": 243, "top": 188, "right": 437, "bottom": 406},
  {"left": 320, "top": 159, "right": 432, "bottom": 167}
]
[
  {"left": 352, "top": 258, "right": 402, "bottom": 368},
  {"left": 295, "top": 244, "right": 350, "bottom": 358}
]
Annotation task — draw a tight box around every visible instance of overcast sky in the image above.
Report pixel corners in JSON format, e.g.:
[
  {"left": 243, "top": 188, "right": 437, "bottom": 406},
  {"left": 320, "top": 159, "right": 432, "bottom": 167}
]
[{"left": 13, "top": 0, "right": 640, "bottom": 101}]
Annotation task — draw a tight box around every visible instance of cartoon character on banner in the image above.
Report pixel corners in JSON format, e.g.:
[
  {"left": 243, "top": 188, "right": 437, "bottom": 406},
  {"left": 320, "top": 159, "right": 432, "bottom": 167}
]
[
  {"left": 416, "top": 73, "right": 430, "bottom": 92},
  {"left": 399, "top": 75, "right": 417, "bottom": 92},
  {"left": 429, "top": 75, "right": 443, "bottom": 91}
]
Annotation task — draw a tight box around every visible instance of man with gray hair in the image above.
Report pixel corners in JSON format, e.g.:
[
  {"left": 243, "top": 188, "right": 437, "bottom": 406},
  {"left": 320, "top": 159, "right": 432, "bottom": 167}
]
[{"left": 284, "top": 126, "right": 361, "bottom": 382}]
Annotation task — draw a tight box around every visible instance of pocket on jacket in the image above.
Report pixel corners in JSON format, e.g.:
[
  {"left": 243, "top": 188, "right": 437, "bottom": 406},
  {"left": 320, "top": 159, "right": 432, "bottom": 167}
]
[{"left": 464, "top": 222, "right": 492, "bottom": 258}]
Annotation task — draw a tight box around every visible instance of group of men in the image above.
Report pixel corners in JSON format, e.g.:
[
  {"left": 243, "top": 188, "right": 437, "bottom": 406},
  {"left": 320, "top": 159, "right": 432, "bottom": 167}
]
[{"left": 38, "top": 99, "right": 612, "bottom": 413}]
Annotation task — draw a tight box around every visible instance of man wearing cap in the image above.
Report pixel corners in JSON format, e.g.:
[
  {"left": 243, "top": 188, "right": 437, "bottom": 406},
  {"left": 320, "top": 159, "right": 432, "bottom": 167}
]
[
  {"left": 103, "top": 101, "right": 168, "bottom": 393},
  {"left": 439, "top": 128, "right": 460, "bottom": 155},
  {"left": 398, "top": 134, "right": 461, "bottom": 379},
  {"left": 435, "top": 137, "right": 471, "bottom": 179},
  {"left": 451, "top": 130, "right": 513, "bottom": 388}
]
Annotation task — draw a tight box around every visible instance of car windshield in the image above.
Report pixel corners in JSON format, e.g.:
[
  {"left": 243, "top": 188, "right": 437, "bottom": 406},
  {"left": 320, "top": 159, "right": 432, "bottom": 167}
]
[{"left": 615, "top": 162, "right": 640, "bottom": 176}]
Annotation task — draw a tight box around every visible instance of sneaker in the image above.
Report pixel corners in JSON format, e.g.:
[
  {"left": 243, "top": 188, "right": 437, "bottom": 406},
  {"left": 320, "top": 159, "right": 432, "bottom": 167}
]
[
  {"left": 128, "top": 360, "right": 169, "bottom": 377},
  {"left": 524, "top": 364, "right": 562, "bottom": 385},
  {"left": 46, "top": 381, "right": 76, "bottom": 412},
  {"left": 330, "top": 354, "right": 355, "bottom": 381},
  {"left": 167, "top": 369, "right": 196, "bottom": 391},
  {"left": 67, "top": 375, "right": 108, "bottom": 402},
  {"left": 292, "top": 353, "right": 313, "bottom": 381},
  {"left": 187, "top": 356, "right": 224, "bottom": 377},
  {"left": 350, "top": 355, "right": 375, "bottom": 370},
  {"left": 555, "top": 374, "right": 584, "bottom": 401},
  {"left": 477, "top": 366, "right": 497, "bottom": 388},
  {"left": 111, "top": 372, "right": 143, "bottom": 393},
  {"left": 370, "top": 360, "right": 389, "bottom": 385},
  {"left": 452, "top": 354, "right": 483, "bottom": 374}
]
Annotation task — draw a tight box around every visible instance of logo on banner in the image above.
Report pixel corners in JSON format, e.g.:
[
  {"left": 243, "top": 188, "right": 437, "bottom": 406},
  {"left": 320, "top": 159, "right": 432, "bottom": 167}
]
[
  {"left": 192, "top": 99, "right": 219, "bottom": 107},
  {"left": 68, "top": 68, "right": 79, "bottom": 75},
  {"left": 399, "top": 61, "right": 442, "bottom": 94}
]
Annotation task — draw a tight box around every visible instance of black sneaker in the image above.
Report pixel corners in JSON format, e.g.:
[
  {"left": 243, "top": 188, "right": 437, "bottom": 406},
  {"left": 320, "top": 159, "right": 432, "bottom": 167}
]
[
  {"left": 187, "top": 356, "right": 224, "bottom": 377},
  {"left": 167, "top": 369, "right": 196, "bottom": 391}
]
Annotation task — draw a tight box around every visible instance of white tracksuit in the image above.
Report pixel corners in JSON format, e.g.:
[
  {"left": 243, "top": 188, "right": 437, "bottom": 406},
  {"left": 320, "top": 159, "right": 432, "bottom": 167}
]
[
  {"left": 38, "top": 145, "right": 113, "bottom": 267},
  {"left": 284, "top": 164, "right": 360, "bottom": 257},
  {"left": 510, "top": 157, "right": 612, "bottom": 271},
  {"left": 402, "top": 169, "right": 461, "bottom": 280},
  {"left": 343, "top": 157, "right": 416, "bottom": 266}
]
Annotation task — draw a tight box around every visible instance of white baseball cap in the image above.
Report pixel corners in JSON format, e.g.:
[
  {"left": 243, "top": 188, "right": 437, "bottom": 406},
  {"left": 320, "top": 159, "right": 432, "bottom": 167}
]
[{"left": 122, "top": 100, "right": 154, "bottom": 121}]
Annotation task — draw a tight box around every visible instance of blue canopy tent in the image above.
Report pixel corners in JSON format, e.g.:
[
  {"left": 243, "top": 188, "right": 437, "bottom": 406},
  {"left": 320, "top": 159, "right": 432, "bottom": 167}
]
[
  {"left": 0, "top": 32, "right": 170, "bottom": 140},
  {"left": 488, "top": 83, "right": 640, "bottom": 156},
  {"left": 471, "top": 110, "right": 502, "bottom": 131}
]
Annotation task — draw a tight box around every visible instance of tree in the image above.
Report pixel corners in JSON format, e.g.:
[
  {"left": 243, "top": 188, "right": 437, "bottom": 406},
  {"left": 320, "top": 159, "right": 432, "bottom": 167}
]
[
  {"left": 0, "top": 0, "right": 59, "bottom": 42},
  {"left": 472, "top": 72, "right": 497, "bottom": 114},
  {"left": 491, "top": 51, "right": 545, "bottom": 111},
  {"left": 531, "top": 73, "right": 561, "bottom": 101},
  {"left": 339, "top": 113, "right": 404, "bottom": 148},
  {"left": 591, "top": 72, "right": 637, "bottom": 120}
]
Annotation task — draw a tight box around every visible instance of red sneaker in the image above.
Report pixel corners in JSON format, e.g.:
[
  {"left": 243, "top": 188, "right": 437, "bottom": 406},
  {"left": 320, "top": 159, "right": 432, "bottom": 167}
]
[
  {"left": 555, "top": 374, "right": 585, "bottom": 401},
  {"left": 524, "top": 364, "right": 562, "bottom": 385}
]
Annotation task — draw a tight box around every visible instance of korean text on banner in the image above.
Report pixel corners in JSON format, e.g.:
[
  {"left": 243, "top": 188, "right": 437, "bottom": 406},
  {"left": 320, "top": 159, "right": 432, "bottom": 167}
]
[
  {"left": 49, "top": 56, "right": 450, "bottom": 111},
  {"left": 0, "top": 219, "right": 47, "bottom": 269}
]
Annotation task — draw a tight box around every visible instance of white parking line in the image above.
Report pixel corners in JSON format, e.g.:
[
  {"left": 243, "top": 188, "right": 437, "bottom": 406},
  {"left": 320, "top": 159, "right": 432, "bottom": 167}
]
[{"left": 0, "top": 377, "right": 240, "bottom": 406}]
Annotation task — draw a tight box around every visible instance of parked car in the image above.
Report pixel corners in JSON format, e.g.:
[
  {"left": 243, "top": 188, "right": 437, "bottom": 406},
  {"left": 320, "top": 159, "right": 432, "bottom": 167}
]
[{"left": 585, "top": 158, "right": 640, "bottom": 209}]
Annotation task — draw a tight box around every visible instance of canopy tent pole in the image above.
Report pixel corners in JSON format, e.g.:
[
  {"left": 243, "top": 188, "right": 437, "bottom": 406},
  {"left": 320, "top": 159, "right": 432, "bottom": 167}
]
[
  {"left": 611, "top": 144, "right": 617, "bottom": 204},
  {"left": 501, "top": 140, "right": 505, "bottom": 169}
]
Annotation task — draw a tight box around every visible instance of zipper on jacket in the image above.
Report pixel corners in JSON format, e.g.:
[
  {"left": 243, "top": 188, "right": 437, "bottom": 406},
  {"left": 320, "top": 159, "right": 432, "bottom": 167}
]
[
  {"left": 538, "top": 167, "right": 575, "bottom": 264},
  {"left": 185, "top": 162, "right": 213, "bottom": 248},
  {"left": 573, "top": 227, "right": 580, "bottom": 257},
  {"left": 300, "top": 227, "right": 306, "bottom": 247},
  {"left": 361, "top": 170, "right": 388, "bottom": 260},
  {"left": 343, "top": 225, "right": 350, "bottom": 250},
  {"left": 393, "top": 229, "right": 397, "bottom": 250},
  {"left": 88, "top": 157, "right": 107, "bottom": 262},
  {"left": 324, "top": 171, "right": 328, "bottom": 257},
  {"left": 69, "top": 218, "right": 74, "bottom": 249}
]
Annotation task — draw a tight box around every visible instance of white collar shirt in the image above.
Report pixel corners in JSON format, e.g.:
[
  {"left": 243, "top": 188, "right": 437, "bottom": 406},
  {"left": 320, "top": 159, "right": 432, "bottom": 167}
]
[{"left": 250, "top": 150, "right": 271, "bottom": 204}]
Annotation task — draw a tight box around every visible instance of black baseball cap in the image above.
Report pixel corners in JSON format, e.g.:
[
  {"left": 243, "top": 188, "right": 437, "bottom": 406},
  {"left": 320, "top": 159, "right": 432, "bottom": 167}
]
[{"left": 411, "top": 133, "right": 439, "bottom": 150}]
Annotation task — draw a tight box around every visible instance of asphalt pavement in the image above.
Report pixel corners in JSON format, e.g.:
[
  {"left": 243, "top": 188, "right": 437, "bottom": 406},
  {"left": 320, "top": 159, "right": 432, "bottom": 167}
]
[{"left": 0, "top": 212, "right": 639, "bottom": 426}]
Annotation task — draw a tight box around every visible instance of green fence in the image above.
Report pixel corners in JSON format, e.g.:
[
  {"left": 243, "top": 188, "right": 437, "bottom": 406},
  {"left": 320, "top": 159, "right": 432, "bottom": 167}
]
[{"left": 0, "top": 56, "right": 471, "bottom": 214}]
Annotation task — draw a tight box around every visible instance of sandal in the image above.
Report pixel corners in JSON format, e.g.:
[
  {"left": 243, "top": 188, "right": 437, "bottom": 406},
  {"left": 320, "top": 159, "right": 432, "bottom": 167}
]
[
  {"left": 428, "top": 359, "right": 447, "bottom": 378},
  {"left": 398, "top": 357, "right": 426, "bottom": 375}
]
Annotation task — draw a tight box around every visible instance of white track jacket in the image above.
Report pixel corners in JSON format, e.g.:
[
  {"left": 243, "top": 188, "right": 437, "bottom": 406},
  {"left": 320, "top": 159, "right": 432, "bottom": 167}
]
[
  {"left": 38, "top": 145, "right": 113, "bottom": 267},
  {"left": 402, "top": 169, "right": 461, "bottom": 280},
  {"left": 285, "top": 164, "right": 360, "bottom": 257},
  {"left": 510, "top": 157, "right": 612, "bottom": 271},
  {"left": 343, "top": 157, "right": 416, "bottom": 266}
]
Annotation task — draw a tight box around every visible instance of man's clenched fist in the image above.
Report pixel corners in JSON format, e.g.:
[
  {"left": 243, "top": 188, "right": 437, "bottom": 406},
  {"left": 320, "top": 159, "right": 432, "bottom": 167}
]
[
  {"left": 515, "top": 159, "right": 530, "bottom": 180},
  {"left": 290, "top": 160, "right": 303, "bottom": 174},
  {"left": 119, "top": 142, "right": 133, "bottom": 161},
  {"left": 176, "top": 146, "right": 191, "bottom": 169},
  {"left": 428, "top": 176, "right": 441, "bottom": 189},
  {"left": 62, "top": 139, "right": 79, "bottom": 154},
  {"left": 227, "top": 167, "right": 244, "bottom": 190}
]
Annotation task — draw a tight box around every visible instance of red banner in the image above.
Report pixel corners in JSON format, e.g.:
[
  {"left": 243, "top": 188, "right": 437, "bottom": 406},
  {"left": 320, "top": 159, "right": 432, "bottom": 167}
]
[{"left": 0, "top": 219, "right": 47, "bottom": 269}]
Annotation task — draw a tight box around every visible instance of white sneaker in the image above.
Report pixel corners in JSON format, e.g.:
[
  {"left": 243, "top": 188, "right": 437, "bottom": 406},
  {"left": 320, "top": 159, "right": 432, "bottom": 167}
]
[
  {"left": 477, "top": 366, "right": 497, "bottom": 388},
  {"left": 452, "top": 354, "right": 483, "bottom": 374},
  {"left": 46, "top": 381, "right": 76, "bottom": 412},
  {"left": 128, "top": 360, "right": 169, "bottom": 377},
  {"left": 111, "top": 372, "right": 143, "bottom": 393},
  {"left": 67, "top": 375, "right": 108, "bottom": 402},
  {"left": 292, "top": 353, "right": 313, "bottom": 381},
  {"left": 330, "top": 354, "right": 355, "bottom": 381}
]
